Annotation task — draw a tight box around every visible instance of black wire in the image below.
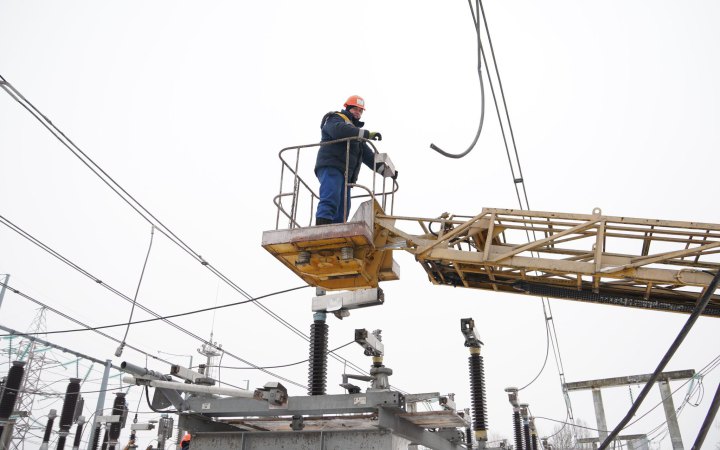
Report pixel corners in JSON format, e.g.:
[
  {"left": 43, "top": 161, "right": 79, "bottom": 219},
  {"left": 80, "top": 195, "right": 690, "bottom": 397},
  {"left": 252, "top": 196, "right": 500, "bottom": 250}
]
[
  {"left": 598, "top": 270, "right": 720, "bottom": 450},
  {"left": 0, "top": 74, "right": 436, "bottom": 393},
  {"left": 0, "top": 280, "right": 308, "bottom": 389},
  {"left": 144, "top": 385, "right": 177, "bottom": 414},
  {"left": 0, "top": 280, "right": 307, "bottom": 336},
  {"left": 0, "top": 77, "right": 315, "bottom": 349},
  {"left": 120, "top": 226, "right": 155, "bottom": 347},
  {"left": 0, "top": 281, "right": 174, "bottom": 366},
  {"left": 214, "top": 340, "right": 355, "bottom": 370},
  {"left": 429, "top": 0, "right": 486, "bottom": 158},
  {"left": 518, "top": 317, "right": 551, "bottom": 391}
]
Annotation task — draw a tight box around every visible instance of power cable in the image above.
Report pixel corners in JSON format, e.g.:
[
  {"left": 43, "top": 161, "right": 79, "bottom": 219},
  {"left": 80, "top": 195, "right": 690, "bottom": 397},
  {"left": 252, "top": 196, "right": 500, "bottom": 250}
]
[
  {"left": 0, "top": 280, "right": 307, "bottom": 336},
  {"left": 518, "top": 316, "right": 550, "bottom": 391},
  {"left": 215, "top": 340, "right": 355, "bottom": 371},
  {"left": 117, "top": 226, "right": 155, "bottom": 358},
  {"left": 598, "top": 269, "right": 720, "bottom": 450},
  {"left": 429, "top": 0, "right": 486, "bottom": 158},
  {"left": 0, "top": 289, "right": 172, "bottom": 367},
  {"left": 467, "top": 0, "right": 573, "bottom": 415},
  {"left": 0, "top": 214, "right": 372, "bottom": 382},
  {"left": 0, "top": 74, "right": 317, "bottom": 352},
  {"left": 0, "top": 282, "right": 307, "bottom": 390}
]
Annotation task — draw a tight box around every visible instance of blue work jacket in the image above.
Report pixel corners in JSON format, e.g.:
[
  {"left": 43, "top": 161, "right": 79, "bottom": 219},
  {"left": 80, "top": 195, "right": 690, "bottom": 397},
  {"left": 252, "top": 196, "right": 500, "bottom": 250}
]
[{"left": 314, "top": 110, "right": 375, "bottom": 183}]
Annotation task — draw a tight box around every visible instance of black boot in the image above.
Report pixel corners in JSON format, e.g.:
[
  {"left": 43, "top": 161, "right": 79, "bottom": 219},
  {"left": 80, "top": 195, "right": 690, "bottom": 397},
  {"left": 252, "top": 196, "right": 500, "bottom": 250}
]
[{"left": 316, "top": 217, "right": 333, "bottom": 226}]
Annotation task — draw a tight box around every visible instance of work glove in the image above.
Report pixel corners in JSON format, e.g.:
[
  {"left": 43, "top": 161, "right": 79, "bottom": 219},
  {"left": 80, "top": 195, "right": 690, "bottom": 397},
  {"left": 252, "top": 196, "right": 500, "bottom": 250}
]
[{"left": 368, "top": 131, "right": 383, "bottom": 141}]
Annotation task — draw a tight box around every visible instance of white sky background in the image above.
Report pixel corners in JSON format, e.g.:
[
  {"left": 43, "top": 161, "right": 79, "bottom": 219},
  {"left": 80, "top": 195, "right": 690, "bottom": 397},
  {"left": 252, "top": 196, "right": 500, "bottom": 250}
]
[{"left": 1, "top": 1, "right": 719, "bottom": 448}]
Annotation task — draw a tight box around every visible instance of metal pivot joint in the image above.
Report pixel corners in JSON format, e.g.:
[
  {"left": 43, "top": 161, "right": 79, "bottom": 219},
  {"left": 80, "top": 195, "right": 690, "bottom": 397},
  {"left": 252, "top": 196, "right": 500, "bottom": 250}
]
[{"left": 462, "top": 318, "right": 487, "bottom": 445}]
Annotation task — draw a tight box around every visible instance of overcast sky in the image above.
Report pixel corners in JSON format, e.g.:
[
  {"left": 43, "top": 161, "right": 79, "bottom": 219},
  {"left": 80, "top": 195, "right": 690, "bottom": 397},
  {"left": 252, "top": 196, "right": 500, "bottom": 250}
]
[{"left": 1, "top": 1, "right": 719, "bottom": 448}]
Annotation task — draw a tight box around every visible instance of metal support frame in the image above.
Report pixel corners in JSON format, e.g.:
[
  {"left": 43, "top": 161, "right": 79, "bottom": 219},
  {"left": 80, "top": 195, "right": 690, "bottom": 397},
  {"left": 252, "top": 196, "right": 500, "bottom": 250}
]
[
  {"left": 565, "top": 370, "right": 694, "bottom": 450},
  {"left": 377, "top": 407, "right": 464, "bottom": 450},
  {"left": 184, "top": 390, "right": 404, "bottom": 418}
]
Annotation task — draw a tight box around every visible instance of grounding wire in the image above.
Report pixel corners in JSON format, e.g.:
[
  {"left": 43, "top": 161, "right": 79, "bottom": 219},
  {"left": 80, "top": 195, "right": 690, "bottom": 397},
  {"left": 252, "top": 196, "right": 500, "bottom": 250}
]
[
  {"left": 0, "top": 80, "right": 371, "bottom": 378},
  {"left": 429, "top": 0, "right": 486, "bottom": 159},
  {"left": 118, "top": 225, "right": 155, "bottom": 356}
]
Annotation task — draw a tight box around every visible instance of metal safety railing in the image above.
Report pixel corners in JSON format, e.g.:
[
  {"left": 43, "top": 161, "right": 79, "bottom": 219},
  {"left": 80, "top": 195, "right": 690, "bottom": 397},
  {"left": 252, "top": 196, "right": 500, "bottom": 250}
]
[{"left": 273, "top": 137, "right": 398, "bottom": 230}]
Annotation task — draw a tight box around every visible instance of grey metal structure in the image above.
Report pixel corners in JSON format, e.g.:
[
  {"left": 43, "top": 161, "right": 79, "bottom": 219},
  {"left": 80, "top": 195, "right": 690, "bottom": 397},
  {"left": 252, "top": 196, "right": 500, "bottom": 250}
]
[
  {"left": 564, "top": 370, "right": 694, "bottom": 450},
  {"left": 122, "top": 321, "right": 472, "bottom": 450}
]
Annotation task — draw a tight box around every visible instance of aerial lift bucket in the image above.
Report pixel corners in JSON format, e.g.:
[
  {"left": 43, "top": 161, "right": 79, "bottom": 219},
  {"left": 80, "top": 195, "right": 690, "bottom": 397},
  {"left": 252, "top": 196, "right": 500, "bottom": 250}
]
[{"left": 262, "top": 199, "right": 399, "bottom": 291}]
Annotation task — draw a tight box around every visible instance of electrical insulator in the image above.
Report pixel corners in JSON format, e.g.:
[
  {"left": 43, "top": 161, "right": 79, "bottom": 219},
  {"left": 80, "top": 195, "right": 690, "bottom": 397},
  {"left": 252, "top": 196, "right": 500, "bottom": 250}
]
[
  {"left": 308, "top": 312, "right": 328, "bottom": 396},
  {"left": 0, "top": 361, "right": 25, "bottom": 438},
  {"left": 72, "top": 416, "right": 85, "bottom": 450},
  {"left": 39, "top": 409, "right": 57, "bottom": 450},
  {"left": 56, "top": 378, "right": 81, "bottom": 450},
  {"left": 108, "top": 392, "right": 127, "bottom": 450},
  {"left": 461, "top": 318, "right": 487, "bottom": 444}
]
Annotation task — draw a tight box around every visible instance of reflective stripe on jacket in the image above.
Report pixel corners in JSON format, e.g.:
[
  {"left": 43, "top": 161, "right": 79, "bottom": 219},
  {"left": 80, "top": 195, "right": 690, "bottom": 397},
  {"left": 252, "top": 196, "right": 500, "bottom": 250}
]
[{"left": 314, "top": 109, "right": 375, "bottom": 184}]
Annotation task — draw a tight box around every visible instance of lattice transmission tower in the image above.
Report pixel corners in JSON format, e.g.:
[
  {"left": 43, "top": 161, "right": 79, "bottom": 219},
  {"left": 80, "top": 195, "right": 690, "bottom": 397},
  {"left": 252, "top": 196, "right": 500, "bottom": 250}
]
[{"left": 10, "top": 307, "right": 57, "bottom": 450}]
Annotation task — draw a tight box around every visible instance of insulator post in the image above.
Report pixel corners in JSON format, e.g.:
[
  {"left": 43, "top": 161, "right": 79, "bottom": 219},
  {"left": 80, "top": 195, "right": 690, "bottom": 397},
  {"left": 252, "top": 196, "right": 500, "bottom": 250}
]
[
  {"left": 0, "top": 361, "right": 25, "bottom": 438},
  {"left": 72, "top": 416, "right": 85, "bottom": 450},
  {"left": 56, "top": 378, "right": 81, "bottom": 450},
  {"left": 520, "top": 404, "right": 531, "bottom": 450},
  {"left": 108, "top": 392, "right": 127, "bottom": 450},
  {"left": 469, "top": 348, "right": 487, "bottom": 443},
  {"left": 308, "top": 312, "right": 328, "bottom": 395},
  {"left": 89, "top": 424, "right": 102, "bottom": 450},
  {"left": 512, "top": 409, "right": 523, "bottom": 450}
]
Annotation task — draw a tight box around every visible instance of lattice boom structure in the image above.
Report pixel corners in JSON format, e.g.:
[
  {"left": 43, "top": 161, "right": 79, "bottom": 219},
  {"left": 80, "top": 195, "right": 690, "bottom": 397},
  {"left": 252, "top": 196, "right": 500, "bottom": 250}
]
[{"left": 264, "top": 203, "right": 720, "bottom": 317}]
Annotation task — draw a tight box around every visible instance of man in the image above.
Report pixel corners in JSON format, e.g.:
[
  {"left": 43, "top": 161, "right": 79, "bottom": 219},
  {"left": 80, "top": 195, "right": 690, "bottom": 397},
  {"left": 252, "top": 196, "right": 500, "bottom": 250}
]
[{"left": 314, "top": 95, "right": 383, "bottom": 225}]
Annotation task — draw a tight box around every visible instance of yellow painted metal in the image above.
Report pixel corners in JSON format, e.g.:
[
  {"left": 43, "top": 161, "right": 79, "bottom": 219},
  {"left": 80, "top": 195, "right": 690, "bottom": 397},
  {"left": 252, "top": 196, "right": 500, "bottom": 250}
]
[
  {"left": 262, "top": 200, "right": 399, "bottom": 291},
  {"left": 262, "top": 202, "right": 720, "bottom": 316}
]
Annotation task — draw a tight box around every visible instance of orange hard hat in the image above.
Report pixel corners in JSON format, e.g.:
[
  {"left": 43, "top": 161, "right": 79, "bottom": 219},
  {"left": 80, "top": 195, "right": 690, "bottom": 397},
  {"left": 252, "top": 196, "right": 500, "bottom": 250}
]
[
  {"left": 344, "top": 95, "right": 366, "bottom": 110},
  {"left": 181, "top": 433, "right": 191, "bottom": 443}
]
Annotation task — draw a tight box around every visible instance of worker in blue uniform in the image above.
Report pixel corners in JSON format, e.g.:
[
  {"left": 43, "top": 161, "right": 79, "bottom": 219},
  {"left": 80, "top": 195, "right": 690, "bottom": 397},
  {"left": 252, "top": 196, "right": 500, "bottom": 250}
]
[{"left": 314, "top": 95, "right": 384, "bottom": 225}]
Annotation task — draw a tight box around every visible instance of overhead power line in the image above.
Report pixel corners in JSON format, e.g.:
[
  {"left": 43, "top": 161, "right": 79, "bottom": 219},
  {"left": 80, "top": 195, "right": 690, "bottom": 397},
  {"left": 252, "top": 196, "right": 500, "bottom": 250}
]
[
  {"left": 0, "top": 75, "right": 372, "bottom": 379},
  {"left": 0, "top": 281, "right": 307, "bottom": 389},
  {"left": 0, "top": 280, "right": 307, "bottom": 337},
  {"left": 465, "top": 0, "right": 573, "bottom": 417}
]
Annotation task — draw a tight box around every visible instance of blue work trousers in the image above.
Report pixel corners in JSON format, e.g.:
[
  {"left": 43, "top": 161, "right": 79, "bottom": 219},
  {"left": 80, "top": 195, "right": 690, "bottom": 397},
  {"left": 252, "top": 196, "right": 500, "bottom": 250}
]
[{"left": 316, "top": 167, "right": 351, "bottom": 224}]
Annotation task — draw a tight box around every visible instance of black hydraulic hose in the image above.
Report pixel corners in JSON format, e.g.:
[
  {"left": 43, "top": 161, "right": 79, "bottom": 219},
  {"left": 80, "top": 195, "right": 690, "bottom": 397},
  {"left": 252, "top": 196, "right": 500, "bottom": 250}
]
[
  {"left": 691, "top": 380, "right": 720, "bottom": 450},
  {"left": 430, "top": 0, "right": 486, "bottom": 159},
  {"left": 598, "top": 269, "right": 720, "bottom": 450}
]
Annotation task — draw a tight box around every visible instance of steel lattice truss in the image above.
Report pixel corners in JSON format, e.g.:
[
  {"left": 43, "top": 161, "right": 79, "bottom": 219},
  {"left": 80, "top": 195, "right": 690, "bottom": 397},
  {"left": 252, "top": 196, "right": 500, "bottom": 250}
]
[
  {"left": 376, "top": 207, "right": 720, "bottom": 317},
  {"left": 263, "top": 203, "right": 720, "bottom": 317}
]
